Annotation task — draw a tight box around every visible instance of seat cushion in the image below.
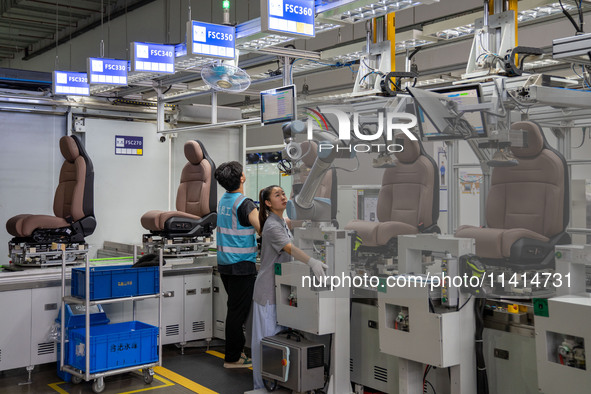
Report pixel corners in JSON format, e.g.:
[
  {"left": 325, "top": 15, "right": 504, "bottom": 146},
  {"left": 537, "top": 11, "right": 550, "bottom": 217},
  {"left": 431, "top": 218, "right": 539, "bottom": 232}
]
[
  {"left": 376, "top": 221, "right": 419, "bottom": 245},
  {"left": 345, "top": 220, "right": 380, "bottom": 246},
  {"left": 346, "top": 220, "right": 419, "bottom": 247},
  {"left": 141, "top": 210, "right": 201, "bottom": 232},
  {"left": 6, "top": 214, "right": 70, "bottom": 237},
  {"left": 455, "top": 225, "right": 549, "bottom": 259}
]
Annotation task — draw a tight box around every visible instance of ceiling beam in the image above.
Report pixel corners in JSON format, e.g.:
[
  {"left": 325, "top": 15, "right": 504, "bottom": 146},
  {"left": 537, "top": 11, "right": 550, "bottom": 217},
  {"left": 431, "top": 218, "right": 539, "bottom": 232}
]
[
  {"left": 0, "top": 15, "right": 75, "bottom": 29},
  {"left": 0, "top": 20, "right": 60, "bottom": 33},
  {"left": 4, "top": 7, "right": 79, "bottom": 24},
  {"left": 20, "top": 0, "right": 101, "bottom": 14},
  {"left": 9, "top": 4, "right": 87, "bottom": 21},
  {"left": 22, "top": 0, "right": 157, "bottom": 61}
]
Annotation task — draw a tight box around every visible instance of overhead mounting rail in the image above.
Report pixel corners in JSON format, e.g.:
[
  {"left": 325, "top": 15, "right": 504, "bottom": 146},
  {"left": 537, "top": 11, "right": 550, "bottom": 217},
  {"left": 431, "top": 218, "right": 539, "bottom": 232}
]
[{"left": 84, "top": 0, "right": 454, "bottom": 99}]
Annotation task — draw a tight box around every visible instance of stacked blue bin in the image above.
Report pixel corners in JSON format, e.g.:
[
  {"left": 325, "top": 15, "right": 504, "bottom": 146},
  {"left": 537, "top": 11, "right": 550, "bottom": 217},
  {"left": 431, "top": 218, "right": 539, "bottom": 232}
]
[
  {"left": 56, "top": 304, "right": 110, "bottom": 382},
  {"left": 71, "top": 265, "right": 159, "bottom": 300},
  {"left": 60, "top": 265, "right": 160, "bottom": 379}
]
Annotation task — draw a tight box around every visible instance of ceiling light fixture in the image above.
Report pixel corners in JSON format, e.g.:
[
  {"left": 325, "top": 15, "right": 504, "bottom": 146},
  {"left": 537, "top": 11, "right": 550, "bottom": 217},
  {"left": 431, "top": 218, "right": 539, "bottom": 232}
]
[{"left": 317, "top": 0, "right": 439, "bottom": 24}]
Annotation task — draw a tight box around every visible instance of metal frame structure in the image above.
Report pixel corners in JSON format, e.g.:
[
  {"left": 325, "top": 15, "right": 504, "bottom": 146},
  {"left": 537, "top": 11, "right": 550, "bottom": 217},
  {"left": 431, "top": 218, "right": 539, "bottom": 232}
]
[{"left": 59, "top": 249, "right": 163, "bottom": 393}]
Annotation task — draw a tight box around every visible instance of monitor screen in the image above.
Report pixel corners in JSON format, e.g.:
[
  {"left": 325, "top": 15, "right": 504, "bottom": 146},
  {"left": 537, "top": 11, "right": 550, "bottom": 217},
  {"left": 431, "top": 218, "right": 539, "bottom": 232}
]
[
  {"left": 261, "top": 341, "right": 289, "bottom": 382},
  {"left": 260, "top": 85, "right": 296, "bottom": 125},
  {"left": 411, "top": 84, "right": 488, "bottom": 141}
]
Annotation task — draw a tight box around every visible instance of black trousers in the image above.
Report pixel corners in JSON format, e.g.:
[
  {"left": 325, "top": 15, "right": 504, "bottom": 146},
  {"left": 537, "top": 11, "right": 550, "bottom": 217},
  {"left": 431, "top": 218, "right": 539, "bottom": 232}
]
[{"left": 220, "top": 273, "right": 256, "bottom": 362}]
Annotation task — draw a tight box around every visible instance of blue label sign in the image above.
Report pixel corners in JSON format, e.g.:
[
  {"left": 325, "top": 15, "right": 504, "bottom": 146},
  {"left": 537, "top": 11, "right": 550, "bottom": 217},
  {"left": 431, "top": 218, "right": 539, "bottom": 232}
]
[
  {"left": 175, "top": 43, "right": 187, "bottom": 57},
  {"left": 265, "top": 0, "right": 315, "bottom": 37},
  {"left": 115, "top": 135, "right": 143, "bottom": 156},
  {"left": 88, "top": 58, "right": 128, "bottom": 85},
  {"left": 53, "top": 71, "right": 90, "bottom": 96},
  {"left": 188, "top": 21, "right": 235, "bottom": 59},
  {"left": 132, "top": 42, "right": 175, "bottom": 73}
]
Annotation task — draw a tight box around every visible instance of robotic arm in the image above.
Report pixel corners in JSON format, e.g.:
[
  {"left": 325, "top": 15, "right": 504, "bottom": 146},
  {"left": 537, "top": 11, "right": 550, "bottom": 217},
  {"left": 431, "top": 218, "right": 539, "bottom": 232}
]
[{"left": 282, "top": 120, "right": 352, "bottom": 222}]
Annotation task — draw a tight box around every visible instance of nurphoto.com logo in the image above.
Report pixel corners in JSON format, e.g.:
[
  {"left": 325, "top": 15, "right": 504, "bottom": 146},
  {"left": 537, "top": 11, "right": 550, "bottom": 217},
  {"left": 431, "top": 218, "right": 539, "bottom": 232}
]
[{"left": 305, "top": 108, "right": 418, "bottom": 153}]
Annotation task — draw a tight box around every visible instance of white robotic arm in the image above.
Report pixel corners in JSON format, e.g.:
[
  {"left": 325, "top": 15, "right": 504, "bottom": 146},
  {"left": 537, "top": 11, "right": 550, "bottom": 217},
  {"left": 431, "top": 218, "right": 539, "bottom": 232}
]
[{"left": 282, "top": 120, "right": 352, "bottom": 222}]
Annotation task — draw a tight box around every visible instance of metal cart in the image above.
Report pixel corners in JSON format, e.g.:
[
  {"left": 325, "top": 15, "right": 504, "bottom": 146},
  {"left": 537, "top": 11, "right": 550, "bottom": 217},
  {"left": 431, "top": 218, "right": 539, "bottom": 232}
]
[{"left": 59, "top": 248, "right": 163, "bottom": 393}]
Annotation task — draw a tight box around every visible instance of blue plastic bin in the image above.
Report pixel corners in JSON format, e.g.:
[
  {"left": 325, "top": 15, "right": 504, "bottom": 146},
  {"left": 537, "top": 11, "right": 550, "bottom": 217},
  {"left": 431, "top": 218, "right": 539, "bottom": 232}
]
[
  {"left": 68, "top": 321, "right": 158, "bottom": 373},
  {"left": 71, "top": 265, "right": 159, "bottom": 300},
  {"left": 56, "top": 304, "right": 110, "bottom": 382}
]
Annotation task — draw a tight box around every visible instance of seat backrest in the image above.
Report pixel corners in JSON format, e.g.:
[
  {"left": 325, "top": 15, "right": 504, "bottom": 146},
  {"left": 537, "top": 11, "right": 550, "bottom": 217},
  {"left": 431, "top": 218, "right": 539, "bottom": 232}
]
[
  {"left": 176, "top": 140, "right": 217, "bottom": 217},
  {"left": 376, "top": 133, "right": 439, "bottom": 228},
  {"left": 53, "top": 135, "right": 94, "bottom": 221},
  {"left": 292, "top": 141, "right": 337, "bottom": 219},
  {"left": 486, "top": 121, "right": 568, "bottom": 237}
]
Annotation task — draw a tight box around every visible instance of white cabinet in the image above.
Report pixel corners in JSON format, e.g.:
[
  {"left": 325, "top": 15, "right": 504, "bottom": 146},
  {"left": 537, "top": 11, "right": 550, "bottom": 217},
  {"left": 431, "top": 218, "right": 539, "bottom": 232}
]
[
  {"left": 212, "top": 272, "right": 227, "bottom": 340},
  {"left": 136, "top": 275, "right": 184, "bottom": 345},
  {"left": 184, "top": 273, "right": 212, "bottom": 342},
  {"left": 0, "top": 289, "right": 32, "bottom": 371},
  {"left": 31, "top": 287, "right": 61, "bottom": 366},
  {"left": 136, "top": 270, "right": 212, "bottom": 345}
]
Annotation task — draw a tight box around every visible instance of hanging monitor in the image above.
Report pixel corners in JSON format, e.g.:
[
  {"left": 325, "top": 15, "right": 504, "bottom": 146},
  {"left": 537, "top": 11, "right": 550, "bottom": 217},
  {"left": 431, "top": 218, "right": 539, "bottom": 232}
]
[
  {"left": 260, "top": 85, "right": 297, "bottom": 125},
  {"left": 52, "top": 71, "right": 89, "bottom": 96},
  {"left": 261, "top": 0, "right": 315, "bottom": 38},
  {"left": 131, "top": 42, "right": 175, "bottom": 73},
  {"left": 187, "top": 21, "right": 236, "bottom": 60},
  {"left": 410, "top": 84, "right": 488, "bottom": 141},
  {"left": 87, "top": 57, "right": 128, "bottom": 85}
]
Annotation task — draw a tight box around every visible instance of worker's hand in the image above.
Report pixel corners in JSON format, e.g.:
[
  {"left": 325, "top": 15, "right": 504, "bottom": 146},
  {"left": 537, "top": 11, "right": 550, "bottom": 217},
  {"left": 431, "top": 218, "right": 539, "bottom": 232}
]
[{"left": 307, "top": 258, "right": 328, "bottom": 281}]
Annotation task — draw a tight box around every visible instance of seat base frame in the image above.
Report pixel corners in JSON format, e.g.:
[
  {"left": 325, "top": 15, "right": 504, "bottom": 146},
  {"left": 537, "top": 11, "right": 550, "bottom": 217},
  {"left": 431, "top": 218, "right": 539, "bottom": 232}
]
[
  {"left": 142, "top": 234, "right": 214, "bottom": 258},
  {"left": 8, "top": 240, "right": 88, "bottom": 267}
]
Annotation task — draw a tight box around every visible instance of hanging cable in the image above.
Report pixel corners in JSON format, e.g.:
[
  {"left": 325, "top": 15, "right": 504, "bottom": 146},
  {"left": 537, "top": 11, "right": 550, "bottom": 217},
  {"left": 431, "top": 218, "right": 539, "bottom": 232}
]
[
  {"left": 409, "top": 47, "right": 422, "bottom": 61},
  {"left": 573, "top": 128, "right": 586, "bottom": 148},
  {"left": 68, "top": 0, "right": 72, "bottom": 69},
  {"left": 558, "top": 0, "right": 583, "bottom": 33},
  {"left": 576, "top": 0, "right": 584, "bottom": 32},
  {"left": 100, "top": 0, "right": 105, "bottom": 57},
  {"left": 188, "top": 1, "right": 192, "bottom": 29},
  {"left": 107, "top": 0, "right": 111, "bottom": 58},
  {"left": 475, "top": 298, "right": 489, "bottom": 394},
  {"left": 125, "top": 0, "right": 129, "bottom": 60},
  {"left": 55, "top": 0, "right": 59, "bottom": 69}
]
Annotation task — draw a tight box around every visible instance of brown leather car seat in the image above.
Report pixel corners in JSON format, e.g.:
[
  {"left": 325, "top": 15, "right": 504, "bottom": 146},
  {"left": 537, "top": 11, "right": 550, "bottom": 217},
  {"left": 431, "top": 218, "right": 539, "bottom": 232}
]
[
  {"left": 6, "top": 135, "right": 96, "bottom": 243},
  {"left": 345, "top": 132, "right": 439, "bottom": 248},
  {"left": 455, "top": 121, "right": 570, "bottom": 268},
  {"left": 141, "top": 140, "right": 217, "bottom": 237}
]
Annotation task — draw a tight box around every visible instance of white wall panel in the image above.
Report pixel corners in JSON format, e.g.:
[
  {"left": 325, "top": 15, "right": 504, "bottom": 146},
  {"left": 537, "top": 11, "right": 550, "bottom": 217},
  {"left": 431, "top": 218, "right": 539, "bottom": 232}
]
[
  {"left": 0, "top": 112, "right": 65, "bottom": 263},
  {"left": 83, "top": 118, "right": 169, "bottom": 255}
]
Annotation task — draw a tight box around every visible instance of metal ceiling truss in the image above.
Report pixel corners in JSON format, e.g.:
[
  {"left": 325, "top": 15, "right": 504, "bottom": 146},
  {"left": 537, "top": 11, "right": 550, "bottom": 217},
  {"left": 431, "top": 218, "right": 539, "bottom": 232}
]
[{"left": 3, "top": 0, "right": 590, "bottom": 105}]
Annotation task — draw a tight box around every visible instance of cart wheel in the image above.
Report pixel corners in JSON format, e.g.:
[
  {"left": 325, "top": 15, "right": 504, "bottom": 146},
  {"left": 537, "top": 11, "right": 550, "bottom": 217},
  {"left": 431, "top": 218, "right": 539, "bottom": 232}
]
[
  {"left": 143, "top": 368, "right": 154, "bottom": 384},
  {"left": 71, "top": 376, "right": 83, "bottom": 384},
  {"left": 92, "top": 377, "right": 105, "bottom": 393}
]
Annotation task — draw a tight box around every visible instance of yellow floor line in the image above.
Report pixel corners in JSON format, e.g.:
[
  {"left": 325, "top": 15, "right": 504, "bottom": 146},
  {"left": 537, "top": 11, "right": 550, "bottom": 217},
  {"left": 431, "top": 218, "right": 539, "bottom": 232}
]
[
  {"left": 48, "top": 372, "right": 174, "bottom": 394},
  {"left": 48, "top": 382, "right": 68, "bottom": 394},
  {"left": 154, "top": 366, "right": 218, "bottom": 394},
  {"left": 205, "top": 350, "right": 225, "bottom": 360},
  {"left": 119, "top": 374, "right": 175, "bottom": 394},
  {"left": 206, "top": 350, "right": 253, "bottom": 370}
]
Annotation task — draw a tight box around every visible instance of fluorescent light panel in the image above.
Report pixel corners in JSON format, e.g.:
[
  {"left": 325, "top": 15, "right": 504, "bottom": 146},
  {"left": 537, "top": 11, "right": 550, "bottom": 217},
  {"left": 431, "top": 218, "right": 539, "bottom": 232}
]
[
  {"left": 518, "top": 2, "right": 575, "bottom": 22},
  {"left": 431, "top": 2, "right": 580, "bottom": 40},
  {"left": 318, "top": 0, "right": 435, "bottom": 24}
]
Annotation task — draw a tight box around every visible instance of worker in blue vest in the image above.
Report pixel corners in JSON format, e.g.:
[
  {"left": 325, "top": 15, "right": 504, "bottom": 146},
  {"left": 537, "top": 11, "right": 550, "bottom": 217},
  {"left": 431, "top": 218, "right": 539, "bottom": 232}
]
[{"left": 214, "top": 161, "right": 261, "bottom": 368}]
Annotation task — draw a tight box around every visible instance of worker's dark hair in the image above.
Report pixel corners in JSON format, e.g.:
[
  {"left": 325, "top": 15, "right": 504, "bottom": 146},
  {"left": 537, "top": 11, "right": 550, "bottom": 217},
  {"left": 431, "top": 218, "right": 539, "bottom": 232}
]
[
  {"left": 258, "top": 185, "right": 281, "bottom": 231},
  {"left": 214, "top": 161, "right": 243, "bottom": 192}
]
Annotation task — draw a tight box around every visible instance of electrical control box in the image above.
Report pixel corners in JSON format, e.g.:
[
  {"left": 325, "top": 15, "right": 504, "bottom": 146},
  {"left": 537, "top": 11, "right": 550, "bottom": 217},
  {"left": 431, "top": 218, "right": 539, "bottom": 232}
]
[{"left": 261, "top": 333, "right": 325, "bottom": 393}]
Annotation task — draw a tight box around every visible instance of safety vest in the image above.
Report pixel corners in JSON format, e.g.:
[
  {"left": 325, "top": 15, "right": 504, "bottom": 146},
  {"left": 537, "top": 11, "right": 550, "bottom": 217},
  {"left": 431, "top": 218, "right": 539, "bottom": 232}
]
[{"left": 216, "top": 193, "right": 257, "bottom": 265}]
